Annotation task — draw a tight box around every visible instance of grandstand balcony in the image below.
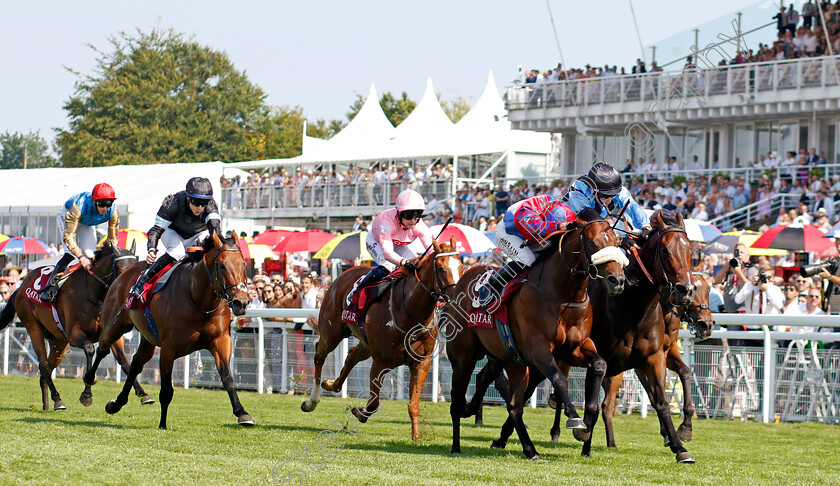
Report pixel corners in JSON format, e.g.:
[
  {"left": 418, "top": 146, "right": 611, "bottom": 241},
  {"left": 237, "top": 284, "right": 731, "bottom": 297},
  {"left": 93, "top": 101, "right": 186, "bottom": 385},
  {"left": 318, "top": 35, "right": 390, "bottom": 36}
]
[{"left": 506, "top": 56, "right": 840, "bottom": 132}]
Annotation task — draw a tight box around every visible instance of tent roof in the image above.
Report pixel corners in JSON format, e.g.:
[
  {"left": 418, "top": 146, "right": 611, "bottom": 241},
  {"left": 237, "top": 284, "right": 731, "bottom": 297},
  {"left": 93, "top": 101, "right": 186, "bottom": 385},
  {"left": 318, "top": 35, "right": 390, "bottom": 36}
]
[{"left": 387, "top": 77, "right": 455, "bottom": 158}]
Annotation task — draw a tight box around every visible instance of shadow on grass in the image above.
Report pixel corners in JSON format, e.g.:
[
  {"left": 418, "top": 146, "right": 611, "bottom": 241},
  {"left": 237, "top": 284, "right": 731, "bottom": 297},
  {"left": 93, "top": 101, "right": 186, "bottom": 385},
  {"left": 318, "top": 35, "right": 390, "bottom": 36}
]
[{"left": 15, "top": 416, "right": 142, "bottom": 430}]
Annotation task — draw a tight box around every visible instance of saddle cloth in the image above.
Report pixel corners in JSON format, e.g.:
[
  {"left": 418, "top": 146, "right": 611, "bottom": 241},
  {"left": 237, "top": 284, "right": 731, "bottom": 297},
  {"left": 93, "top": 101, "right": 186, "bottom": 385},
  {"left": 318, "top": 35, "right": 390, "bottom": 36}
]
[
  {"left": 341, "top": 270, "right": 404, "bottom": 327},
  {"left": 123, "top": 262, "right": 180, "bottom": 309},
  {"left": 22, "top": 263, "right": 81, "bottom": 309},
  {"left": 467, "top": 267, "right": 528, "bottom": 329}
]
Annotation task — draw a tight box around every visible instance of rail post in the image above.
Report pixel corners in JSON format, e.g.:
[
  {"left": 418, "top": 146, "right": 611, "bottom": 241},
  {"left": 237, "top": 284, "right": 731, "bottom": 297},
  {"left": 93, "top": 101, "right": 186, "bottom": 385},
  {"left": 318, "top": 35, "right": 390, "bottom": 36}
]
[
  {"left": 762, "top": 325, "right": 773, "bottom": 423},
  {"left": 257, "top": 317, "right": 265, "bottom": 394}
]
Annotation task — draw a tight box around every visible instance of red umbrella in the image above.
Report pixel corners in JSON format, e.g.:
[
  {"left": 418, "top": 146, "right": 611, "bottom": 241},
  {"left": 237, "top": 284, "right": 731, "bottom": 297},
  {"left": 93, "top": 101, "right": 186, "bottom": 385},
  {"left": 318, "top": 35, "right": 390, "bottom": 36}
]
[
  {"left": 238, "top": 241, "right": 277, "bottom": 260},
  {"left": 272, "top": 230, "right": 335, "bottom": 253},
  {"left": 0, "top": 237, "right": 50, "bottom": 255},
  {"left": 750, "top": 224, "right": 838, "bottom": 255},
  {"left": 251, "top": 229, "right": 295, "bottom": 246}
]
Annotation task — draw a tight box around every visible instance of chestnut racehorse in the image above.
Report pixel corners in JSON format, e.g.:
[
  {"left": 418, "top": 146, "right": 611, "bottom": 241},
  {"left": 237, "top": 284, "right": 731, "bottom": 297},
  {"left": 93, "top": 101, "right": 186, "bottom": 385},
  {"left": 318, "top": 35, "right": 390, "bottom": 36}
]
[
  {"left": 85, "top": 232, "right": 252, "bottom": 428},
  {"left": 0, "top": 243, "right": 152, "bottom": 411},
  {"left": 446, "top": 208, "right": 627, "bottom": 460},
  {"left": 301, "top": 237, "right": 462, "bottom": 440}
]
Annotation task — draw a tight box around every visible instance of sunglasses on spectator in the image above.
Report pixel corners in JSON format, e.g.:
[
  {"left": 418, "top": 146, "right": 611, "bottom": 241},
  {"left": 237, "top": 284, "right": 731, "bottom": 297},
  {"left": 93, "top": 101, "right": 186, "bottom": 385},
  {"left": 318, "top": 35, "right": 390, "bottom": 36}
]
[
  {"left": 95, "top": 199, "right": 114, "bottom": 208},
  {"left": 808, "top": 294, "right": 821, "bottom": 299},
  {"left": 784, "top": 287, "right": 797, "bottom": 291},
  {"left": 188, "top": 197, "right": 209, "bottom": 207},
  {"left": 401, "top": 210, "right": 423, "bottom": 221}
]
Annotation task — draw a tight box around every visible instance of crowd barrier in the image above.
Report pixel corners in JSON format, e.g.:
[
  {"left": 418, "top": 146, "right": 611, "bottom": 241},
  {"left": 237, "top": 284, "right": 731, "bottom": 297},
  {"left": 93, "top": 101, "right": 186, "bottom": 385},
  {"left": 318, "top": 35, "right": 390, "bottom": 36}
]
[{"left": 3, "top": 307, "right": 840, "bottom": 424}]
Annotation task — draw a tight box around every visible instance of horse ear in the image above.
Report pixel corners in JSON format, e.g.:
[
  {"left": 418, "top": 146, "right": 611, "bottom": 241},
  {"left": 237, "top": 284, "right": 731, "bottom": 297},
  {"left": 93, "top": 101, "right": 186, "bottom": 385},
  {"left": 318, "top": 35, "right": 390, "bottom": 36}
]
[
  {"left": 450, "top": 235, "right": 456, "bottom": 249},
  {"left": 212, "top": 231, "right": 223, "bottom": 249},
  {"left": 232, "top": 231, "right": 240, "bottom": 245},
  {"left": 129, "top": 240, "right": 136, "bottom": 255},
  {"left": 433, "top": 238, "right": 441, "bottom": 252},
  {"left": 676, "top": 211, "right": 685, "bottom": 227}
]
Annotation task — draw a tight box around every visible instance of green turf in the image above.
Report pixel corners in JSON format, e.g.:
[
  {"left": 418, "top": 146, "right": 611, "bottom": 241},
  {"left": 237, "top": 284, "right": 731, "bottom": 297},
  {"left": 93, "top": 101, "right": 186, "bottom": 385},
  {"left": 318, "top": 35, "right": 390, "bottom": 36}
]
[{"left": 0, "top": 375, "right": 838, "bottom": 485}]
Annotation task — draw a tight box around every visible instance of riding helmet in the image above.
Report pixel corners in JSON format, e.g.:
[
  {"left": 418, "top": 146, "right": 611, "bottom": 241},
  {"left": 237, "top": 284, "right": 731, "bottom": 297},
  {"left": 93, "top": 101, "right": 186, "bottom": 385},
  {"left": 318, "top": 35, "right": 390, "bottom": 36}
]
[
  {"left": 587, "top": 162, "right": 623, "bottom": 196},
  {"left": 91, "top": 183, "right": 116, "bottom": 201},
  {"left": 395, "top": 189, "right": 426, "bottom": 219},
  {"left": 185, "top": 177, "right": 213, "bottom": 199}
]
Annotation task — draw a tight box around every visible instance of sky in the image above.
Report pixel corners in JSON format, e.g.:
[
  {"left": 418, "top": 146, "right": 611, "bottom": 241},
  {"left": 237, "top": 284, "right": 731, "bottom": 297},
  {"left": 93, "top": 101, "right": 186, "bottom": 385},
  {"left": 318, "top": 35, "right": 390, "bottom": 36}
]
[{"left": 1, "top": 0, "right": 779, "bottom": 146}]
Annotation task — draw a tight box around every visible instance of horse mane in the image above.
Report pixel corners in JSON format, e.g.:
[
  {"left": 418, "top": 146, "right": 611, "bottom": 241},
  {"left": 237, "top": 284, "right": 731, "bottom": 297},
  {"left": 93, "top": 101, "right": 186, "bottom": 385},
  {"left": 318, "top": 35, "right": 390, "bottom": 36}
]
[
  {"left": 576, "top": 207, "right": 602, "bottom": 223},
  {"left": 189, "top": 233, "right": 238, "bottom": 263},
  {"left": 93, "top": 242, "right": 116, "bottom": 261},
  {"left": 651, "top": 209, "right": 683, "bottom": 231}
]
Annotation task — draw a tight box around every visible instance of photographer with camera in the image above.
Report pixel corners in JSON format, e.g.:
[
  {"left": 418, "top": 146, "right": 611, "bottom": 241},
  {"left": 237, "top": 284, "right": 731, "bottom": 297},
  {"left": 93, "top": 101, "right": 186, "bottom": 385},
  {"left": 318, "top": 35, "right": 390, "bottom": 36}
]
[
  {"left": 802, "top": 252, "right": 840, "bottom": 348},
  {"left": 715, "top": 244, "right": 759, "bottom": 312},
  {"left": 734, "top": 267, "right": 785, "bottom": 316}
]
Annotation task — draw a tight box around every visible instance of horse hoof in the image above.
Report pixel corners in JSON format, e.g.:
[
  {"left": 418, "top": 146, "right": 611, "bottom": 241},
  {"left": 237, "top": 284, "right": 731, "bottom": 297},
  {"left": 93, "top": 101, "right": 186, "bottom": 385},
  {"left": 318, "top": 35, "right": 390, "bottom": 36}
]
[
  {"left": 238, "top": 414, "right": 255, "bottom": 426},
  {"left": 105, "top": 400, "right": 119, "bottom": 415},
  {"left": 676, "top": 452, "right": 695, "bottom": 463},
  {"left": 474, "top": 419, "right": 485, "bottom": 426},
  {"left": 79, "top": 394, "right": 93, "bottom": 407},
  {"left": 529, "top": 454, "right": 542, "bottom": 461},
  {"left": 490, "top": 440, "right": 506, "bottom": 449},
  {"left": 321, "top": 379, "right": 338, "bottom": 392},
  {"left": 140, "top": 395, "right": 155, "bottom": 405},
  {"left": 54, "top": 401, "right": 67, "bottom": 411},
  {"left": 551, "top": 432, "right": 561, "bottom": 442},
  {"left": 677, "top": 426, "right": 692, "bottom": 443},
  {"left": 450, "top": 447, "right": 461, "bottom": 454},
  {"left": 663, "top": 437, "right": 671, "bottom": 447},
  {"left": 572, "top": 429, "right": 591, "bottom": 442},
  {"left": 301, "top": 401, "right": 317, "bottom": 413},
  {"left": 350, "top": 407, "right": 368, "bottom": 423},
  {"left": 566, "top": 417, "right": 586, "bottom": 429}
]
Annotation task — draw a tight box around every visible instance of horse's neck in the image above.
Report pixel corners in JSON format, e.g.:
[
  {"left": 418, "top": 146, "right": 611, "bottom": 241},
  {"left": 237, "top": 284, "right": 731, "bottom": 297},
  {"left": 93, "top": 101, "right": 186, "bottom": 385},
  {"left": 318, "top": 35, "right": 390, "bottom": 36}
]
[
  {"left": 624, "top": 245, "right": 666, "bottom": 310},
  {"left": 399, "top": 268, "right": 437, "bottom": 322},
  {"left": 186, "top": 257, "right": 217, "bottom": 308},
  {"left": 543, "top": 244, "right": 589, "bottom": 301}
]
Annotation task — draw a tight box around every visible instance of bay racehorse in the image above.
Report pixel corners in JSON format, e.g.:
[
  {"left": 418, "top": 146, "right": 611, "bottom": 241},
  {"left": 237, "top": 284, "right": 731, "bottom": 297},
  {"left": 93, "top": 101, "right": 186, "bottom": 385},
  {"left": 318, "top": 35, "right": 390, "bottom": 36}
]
[
  {"left": 85, "top": 232, "right": 252, "bottom": 428},
  {"left": 598, "top": 268, "right": 714, "bottom": 449},
  {"left": 0, "top": 242, "right": 152, "bottom": 411},
  {"left": 446, "top": 208, "right": 627, "bottom": 459},
  {"left": 301, "top": 237, "right": 462, "bottom": 440},
  {"left": 485, "top": 210, "right": 697, "bottom": 462}
]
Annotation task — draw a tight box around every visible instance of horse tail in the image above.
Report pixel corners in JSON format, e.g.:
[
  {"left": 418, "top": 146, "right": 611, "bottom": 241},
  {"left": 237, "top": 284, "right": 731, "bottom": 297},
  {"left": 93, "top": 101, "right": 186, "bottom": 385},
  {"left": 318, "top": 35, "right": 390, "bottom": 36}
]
[{"left": 0, "top": 291, "right": 18, "bottom": 331}]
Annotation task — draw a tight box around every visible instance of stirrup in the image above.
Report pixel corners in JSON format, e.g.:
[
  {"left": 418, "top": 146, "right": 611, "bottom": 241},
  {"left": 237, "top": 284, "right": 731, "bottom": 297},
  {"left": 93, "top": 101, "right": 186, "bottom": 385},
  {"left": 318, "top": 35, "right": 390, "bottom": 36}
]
[
  {"left": 39, "top": 286, "right": 57, "bottom": 303},
  {"left": 477, "top": 285, "right": 497, "bottom": 307}
]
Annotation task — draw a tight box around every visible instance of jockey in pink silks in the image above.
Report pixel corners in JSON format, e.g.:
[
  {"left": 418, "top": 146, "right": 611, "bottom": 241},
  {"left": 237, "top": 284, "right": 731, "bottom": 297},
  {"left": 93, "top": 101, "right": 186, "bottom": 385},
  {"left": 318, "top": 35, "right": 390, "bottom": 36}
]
[{"left": 347, "top": 189, "right": 433, "bottom": 305}]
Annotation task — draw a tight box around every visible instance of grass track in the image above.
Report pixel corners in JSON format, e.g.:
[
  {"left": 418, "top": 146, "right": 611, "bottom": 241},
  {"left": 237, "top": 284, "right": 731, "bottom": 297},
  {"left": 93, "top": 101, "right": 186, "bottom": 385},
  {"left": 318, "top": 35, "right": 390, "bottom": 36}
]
[{"left": 0, "top": 375, "right": 838, "bottom": 485}]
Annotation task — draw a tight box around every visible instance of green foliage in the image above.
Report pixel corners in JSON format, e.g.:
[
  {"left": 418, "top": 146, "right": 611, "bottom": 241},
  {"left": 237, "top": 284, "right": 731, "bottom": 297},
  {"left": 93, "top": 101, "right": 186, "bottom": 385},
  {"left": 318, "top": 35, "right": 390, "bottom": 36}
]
[
  {"left": 672, "top": 175, "right": 687, "bottom": 186},
  {"left": 439, "top": 94, "right": 471, "bottom": 123},
  {"left": 2, "top": 375, "right": 840, "bottom": 485},
  {"left": 0, "top": 131, "right": 58, "bottom": 169},
  {"left": 56, "top": 27, "right": 267, "bottom": 166},
  {"left": 552, "top": 178, "right": 565, "bottom": 186},
  {"left": 346, "top": 91, "right": 417, "bottom": 127},
  {"left": 307, "top": 118, "right": 344, "bottom": 139},
  {"left": 809, "top": 167, "right": 825, "bottom": 179}
]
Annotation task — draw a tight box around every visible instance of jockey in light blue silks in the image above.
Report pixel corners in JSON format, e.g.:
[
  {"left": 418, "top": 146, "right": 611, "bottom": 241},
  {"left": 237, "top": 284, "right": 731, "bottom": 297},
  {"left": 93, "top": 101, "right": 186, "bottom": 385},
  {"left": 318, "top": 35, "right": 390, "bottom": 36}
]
[{"left": 563, "top": 162, "right": 652, "bottom": 235}]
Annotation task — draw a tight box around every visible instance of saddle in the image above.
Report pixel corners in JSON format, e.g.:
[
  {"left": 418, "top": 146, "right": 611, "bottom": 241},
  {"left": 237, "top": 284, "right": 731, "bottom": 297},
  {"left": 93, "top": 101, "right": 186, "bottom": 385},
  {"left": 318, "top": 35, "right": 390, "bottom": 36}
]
[
  {"left": 341, "top": 269, "right": 405, "bottom": 328},
  {"left": 123, "top": 262, "right": 180, "bottom": 310},
  {"left": 23, "top": 263, "right": 82, "bottom": 309},
  {"left": 468, "top": 267, "right": 531, "bottom": 366}
]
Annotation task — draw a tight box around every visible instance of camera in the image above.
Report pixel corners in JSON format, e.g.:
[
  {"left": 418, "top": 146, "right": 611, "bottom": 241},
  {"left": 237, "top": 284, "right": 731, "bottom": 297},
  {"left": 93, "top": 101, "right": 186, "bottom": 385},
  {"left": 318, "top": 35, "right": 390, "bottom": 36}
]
[
  {"left": 758, "top": 273, "right": 768, "bottom": 284},
  {"left": 800, "top": 257, "right": 840, "bottom": 278}
]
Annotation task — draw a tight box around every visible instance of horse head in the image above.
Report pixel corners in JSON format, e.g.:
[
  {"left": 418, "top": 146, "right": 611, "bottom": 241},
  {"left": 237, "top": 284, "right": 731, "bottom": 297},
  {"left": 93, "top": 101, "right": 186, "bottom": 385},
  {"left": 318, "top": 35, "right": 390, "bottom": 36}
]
[
  {"left": 574, "top": 207, "right": 626, "bottom": 295},
  {"left": 93, "top": 241, "right": 139, "bottom": 285},
  {"left": 414, "top": 235, "right": 463, "bottom": 303},
  {"left": 682, "top": 270, "right": 714, "bottom": 340},
  {"left": 205, "top": 231, "right": 250, "bottom": 316},
  {"left": 644, "top": 209, "right": 695, "bottom": 306}
]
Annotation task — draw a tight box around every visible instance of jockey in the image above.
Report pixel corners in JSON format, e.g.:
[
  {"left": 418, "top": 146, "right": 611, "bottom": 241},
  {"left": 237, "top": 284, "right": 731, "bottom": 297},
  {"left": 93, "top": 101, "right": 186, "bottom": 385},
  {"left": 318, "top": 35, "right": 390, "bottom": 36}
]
[
  {"left": 129, "top": 177, "right": 222, "bottom": 300},
  {"left": 348, "top": 189, "right": 433, "bottom": 305},
  {"left": 563, "top": 162, "right": 651, "bottom": 240},
  {"left": 40, "top": 183, "right": 119, "bottom": 302},
  {"left": 476, "top": 192, "right": 577, "bottom": 306}
]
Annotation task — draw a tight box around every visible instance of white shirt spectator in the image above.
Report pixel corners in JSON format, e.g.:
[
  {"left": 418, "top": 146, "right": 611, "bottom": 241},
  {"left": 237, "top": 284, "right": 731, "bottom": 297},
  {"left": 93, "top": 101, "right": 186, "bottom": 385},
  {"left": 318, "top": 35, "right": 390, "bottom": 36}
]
[
  {"left": 301, "top": 287, "right": 318, "bottom": 309},
  {"left": 783, "top": 302, "right": 823, "bottom": 333},
  {"left": 735, "top": 281, "right": 785, "bottom": 315}
]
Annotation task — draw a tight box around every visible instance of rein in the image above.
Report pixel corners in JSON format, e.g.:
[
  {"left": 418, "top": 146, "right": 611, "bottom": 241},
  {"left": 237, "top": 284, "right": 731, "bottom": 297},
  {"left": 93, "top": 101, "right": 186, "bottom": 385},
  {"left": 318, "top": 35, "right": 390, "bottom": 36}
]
[
  {"left": 84, "top": 252, "right": 138, "bottom": 306},
  {"left": 389, "top": 250, "right": 460, "bottom": 335},
  {"left": 188, "top": 248, "right": 247, "bottom": 315},
  {"left": 630, "top": 226, "right": 689, "bottom": 306}
]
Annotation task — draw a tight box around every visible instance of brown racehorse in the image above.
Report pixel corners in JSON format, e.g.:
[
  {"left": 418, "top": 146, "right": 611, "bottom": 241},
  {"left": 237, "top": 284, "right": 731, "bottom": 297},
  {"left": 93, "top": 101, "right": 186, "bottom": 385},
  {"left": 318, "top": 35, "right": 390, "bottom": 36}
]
[
  {"left": 598, "top": 269, "right": 714, "bottom": 449},
  {"left": 446, "top": 208, "right": 627, "bottom": 460},
  {"left": 485, "top": 210, "right": 697, "bottom": 462},
  {"left": 0, "top": 243, "right": 152, "bottom": 411},
  {"left": 85, "top": 232, "right": 252, "bottom": 428},
  {"left": 301, "top": 237, "right": 462, "bottom": 440}
]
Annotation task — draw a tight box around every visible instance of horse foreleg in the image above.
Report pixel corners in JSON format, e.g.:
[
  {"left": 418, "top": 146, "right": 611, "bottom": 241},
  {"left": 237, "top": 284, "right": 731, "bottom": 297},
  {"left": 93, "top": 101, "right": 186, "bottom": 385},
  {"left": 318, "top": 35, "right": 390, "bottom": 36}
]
[
  {"left": 111, "top": 338, "right": 154, "bottom": 405},
  {"left": 636, "top": 357, "right": 695, "bottom": 463},
  {"left": 83, "top": 339, "right": 111, "bottom": 387},
  {"left": 106, "top": 337, "right": 155, "bottom": 416},
  {"left": 352, "top": 358, "right": 389, "bottom": 424},
  {"left": 464, "top": 358, "right": 504, "bottom": 423},
  {"left": 408, "top": 358, "right": 432, "bottom": 441},
  {"left": 601, "top": 373, "right": 623, "bottom": 448},
  {"left": 527, "top": 340, "right": 584, "bottom": 429},
  {"left": 492, "top": 366, "right": 545, "bottom": 448},
  {"left": 668, "top": 347, "right": 694, "bottom": 444},
  {"left": 322, "top": 343, "right": 370, "bottom": 393},
  {"left": 210, "top": 335, "right": 254, "bottom": 427},
  {"left": 448, "top": 355, "right": 476, "bottom": 454},
  {"left": 503, "top": 364, "right": 540, "bottom": 460},
  {"left": 79, "top": 339, "right": 96, "bottom": 407}
]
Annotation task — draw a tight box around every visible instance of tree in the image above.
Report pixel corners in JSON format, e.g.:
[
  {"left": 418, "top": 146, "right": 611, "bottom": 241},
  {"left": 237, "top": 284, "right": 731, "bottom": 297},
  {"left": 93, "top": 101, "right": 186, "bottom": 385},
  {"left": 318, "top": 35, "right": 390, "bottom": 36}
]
[
  {"left": 56, "top": 27, "right": 266, "bottom": 166},
  {"left": 440, "top": 95, "right": 471, "bottom": 123},
  {"left": 345, "top": 91, "right": 416, "bottom": 127},
  {"left": 244, "top": 107, "right": 345, "bottom": 160},
  {"left": 0, "top": 131, "right": 58, "bottom": 169}
]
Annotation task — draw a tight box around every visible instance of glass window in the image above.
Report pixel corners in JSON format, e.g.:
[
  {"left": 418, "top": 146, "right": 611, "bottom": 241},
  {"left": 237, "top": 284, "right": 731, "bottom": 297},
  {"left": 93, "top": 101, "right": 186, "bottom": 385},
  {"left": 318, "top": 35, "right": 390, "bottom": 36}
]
[
  {"left": 755, "top": 123, "right": 771, "bottom": 160},
  {"left": 735, "top": 125, "right": 754, "bottom": 168},
  {"left": 779, "top": 122, "right": 798, "bottom": 156},
  {"left": 685, "top": 129, "right": 705, "bottom": 168}
]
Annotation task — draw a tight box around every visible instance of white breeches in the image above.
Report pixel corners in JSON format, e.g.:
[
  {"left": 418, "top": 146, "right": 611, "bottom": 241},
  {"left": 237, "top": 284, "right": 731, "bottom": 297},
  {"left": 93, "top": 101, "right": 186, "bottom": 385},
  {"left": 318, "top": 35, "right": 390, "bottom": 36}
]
[
  {"left": 366, "top": 232, "right": 417, "bottom": 271},
  {"left": 57, "top": 207, "right": 98, "bottom": 257},
  {"left": 159, "top": 228, "right": 210, "bottom": 261}
]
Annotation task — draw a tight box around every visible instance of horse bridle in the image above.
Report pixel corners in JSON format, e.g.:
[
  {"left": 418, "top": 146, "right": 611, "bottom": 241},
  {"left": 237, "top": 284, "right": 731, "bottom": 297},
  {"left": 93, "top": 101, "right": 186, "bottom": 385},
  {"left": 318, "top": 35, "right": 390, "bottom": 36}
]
[
  {"left": 191, "top": 247, "right": 247, "bottom": 314},
  {"left": 640, "top": 226, "right": 692, "bottom": 306},
  {"left": 412, "top": 251, "right": 460, "bottom": 304},
  {"left": 676, "top": 271, "right": 710, "bottom": 336},
  {"left": 84, "top": 250, "right": 139, "bottom": 305},
  {"left": 560, "top": 218, "right": 613, "bottom": 280}
]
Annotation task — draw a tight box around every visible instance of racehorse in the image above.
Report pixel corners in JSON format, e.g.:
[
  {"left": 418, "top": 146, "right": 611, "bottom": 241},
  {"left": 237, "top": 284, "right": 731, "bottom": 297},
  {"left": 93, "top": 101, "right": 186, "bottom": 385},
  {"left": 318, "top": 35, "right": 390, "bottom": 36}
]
[
  {"left": 301, "top": 237, "right": 462, "bottom": 440},
  {"left": 446, "top": 208, "right": 627, "bottom": 460},
  {"left": 85, "top": 232, "right": 252, "bottom": 428},
  {"left": 484, "top": 210, "right": 697, "bottom": 462},
  {"left": 0, "top": 242, "right": 152, "bottom": 411},
  {"left": 598, "top": 268, "right": 714, "bottom": 449}
]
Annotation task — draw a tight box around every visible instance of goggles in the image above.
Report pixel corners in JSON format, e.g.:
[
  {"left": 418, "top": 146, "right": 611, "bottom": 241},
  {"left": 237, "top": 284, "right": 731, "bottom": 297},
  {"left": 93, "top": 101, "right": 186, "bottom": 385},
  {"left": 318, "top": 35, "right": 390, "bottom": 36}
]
[
  {"left": 188, "top": 197, "right": 210, "bottom": 207},
  {"left": 401, "top": 210, "right": 424, "bottom": 221},
  {"left": 94, "top": 199, "right": 114, "bottom": 208}
]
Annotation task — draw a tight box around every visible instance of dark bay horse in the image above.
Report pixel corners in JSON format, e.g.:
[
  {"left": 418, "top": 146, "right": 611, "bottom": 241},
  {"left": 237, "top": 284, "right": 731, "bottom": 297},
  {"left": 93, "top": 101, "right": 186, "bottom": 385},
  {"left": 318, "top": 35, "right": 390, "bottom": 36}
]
[
  {"left": 301, "top": 237, "right": 462, "bottom": 440},
  {"left": 86, "top": 232, "right": 252, "bottom": 428},
  {"left": 485, "top": 210, "right": 697, "bottom": 462},
  {"left": 446, "top": 208, "right": 627, "bottom": 459},
  {"left": 599, "top": 269, "right": 714, "bottom": 448},
  {"left": 0, "top": 243, "right": 151, "bottom": 411}
]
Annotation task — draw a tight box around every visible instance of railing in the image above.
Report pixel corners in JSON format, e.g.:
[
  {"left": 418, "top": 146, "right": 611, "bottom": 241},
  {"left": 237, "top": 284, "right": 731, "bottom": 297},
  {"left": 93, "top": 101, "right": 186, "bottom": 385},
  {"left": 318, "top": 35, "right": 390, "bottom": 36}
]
[
  {"left": 4, "top": 305, "right": 840, "bottom": 424},
  {"left": 221, "top": 180, "right": 453, "bottom": 213},
  {"left": 505, "top": 55, "right": 840, "bottom": 111},
  {"left": 708, "top": 193, "right": 800, "bottom": 230}
]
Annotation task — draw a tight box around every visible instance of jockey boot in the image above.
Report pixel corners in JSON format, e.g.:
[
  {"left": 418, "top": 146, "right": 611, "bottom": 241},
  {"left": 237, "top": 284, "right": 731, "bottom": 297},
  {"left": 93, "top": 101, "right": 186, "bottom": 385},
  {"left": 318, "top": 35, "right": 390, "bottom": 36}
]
[
  {"left": 130, "top": 253, "right": 176, "bottom": 301},
  {"left": 39, "top": 253, "right": 75, "bottom": 303},
  {"left": 477, "top": 260, "right": 529, "bottom": 307},
  {"left": 346, "top": 265, "right": 390, "bottom": 307}
]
